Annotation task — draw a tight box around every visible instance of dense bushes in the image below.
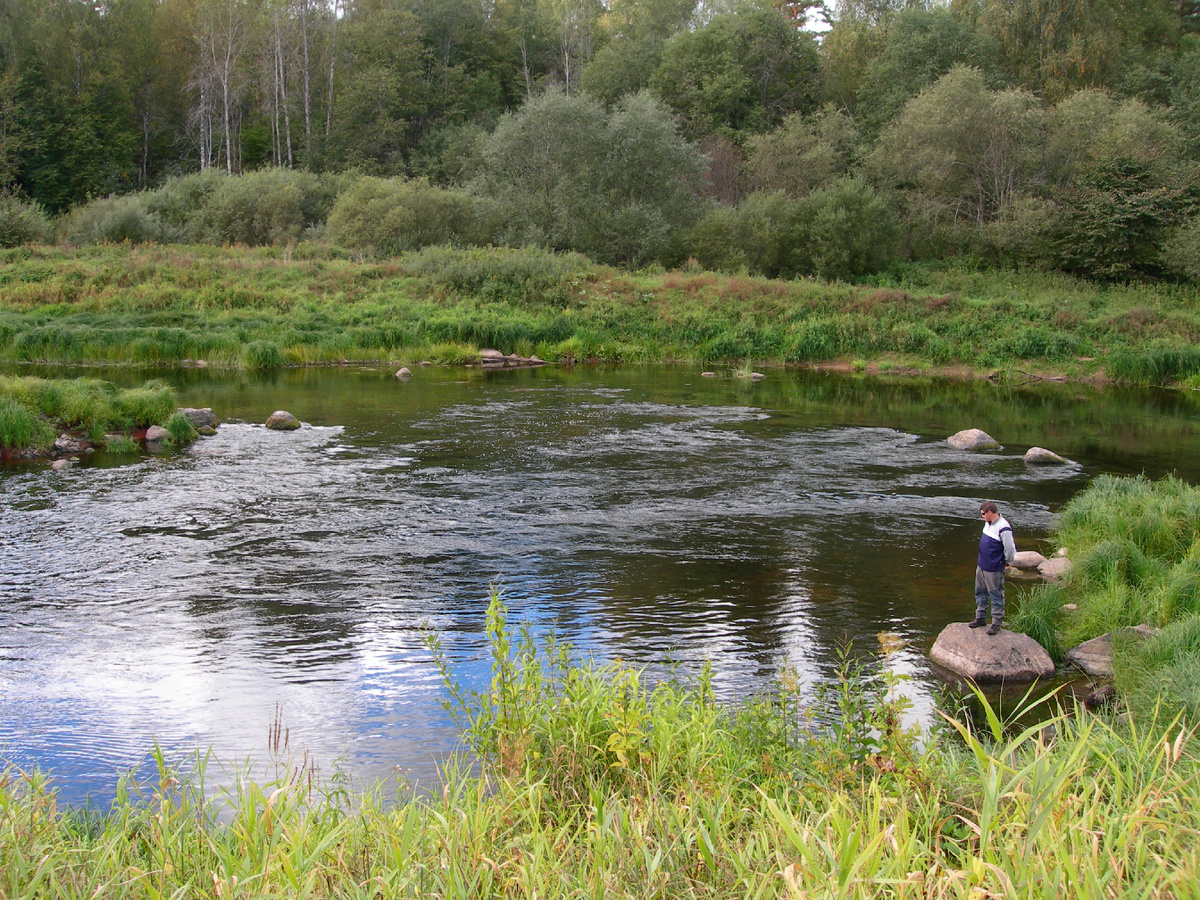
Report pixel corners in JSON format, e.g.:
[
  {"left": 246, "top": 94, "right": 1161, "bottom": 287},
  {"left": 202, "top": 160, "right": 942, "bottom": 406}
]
[
  {"left": 0, "top": 192, "right": 52, "bottom": 247},
  {"left": 690, "top": 178, "right": 899, "bottom": 280},
  {"left": 326, "top": 177, "right": 488, "bottom": 253}
]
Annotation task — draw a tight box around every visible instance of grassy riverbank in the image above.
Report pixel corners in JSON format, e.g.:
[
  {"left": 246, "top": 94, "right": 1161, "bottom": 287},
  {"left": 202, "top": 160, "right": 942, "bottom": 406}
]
[
  {"left": 2, "top": 597, "right": 1197, "bottom": 899},
  {"left": 3, "top": 244, "right": 1200, "bottom": 386},
  {"left": 0, "top": 376, "right": 195, "bottom": 455},
  {"left": 1011, "top": 474, "right": 1200, "bottom": 724}
]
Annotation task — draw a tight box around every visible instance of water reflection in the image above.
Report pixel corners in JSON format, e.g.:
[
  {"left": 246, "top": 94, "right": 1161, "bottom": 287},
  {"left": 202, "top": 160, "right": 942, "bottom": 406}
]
[{"left": 2, "top": 365, "right": 1197, "bottom": 803}]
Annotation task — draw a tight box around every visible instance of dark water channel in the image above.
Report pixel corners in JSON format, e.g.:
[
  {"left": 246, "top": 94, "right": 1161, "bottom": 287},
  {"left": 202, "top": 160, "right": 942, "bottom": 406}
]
[{"left": 3, "top": 365, "right": 1200, "bottom": 804}]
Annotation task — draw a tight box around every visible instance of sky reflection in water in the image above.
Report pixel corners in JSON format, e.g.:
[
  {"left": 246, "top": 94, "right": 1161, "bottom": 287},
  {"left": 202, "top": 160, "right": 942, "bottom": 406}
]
[{"left": 3, "top": 366, "right": 1198, "bottom": 803}]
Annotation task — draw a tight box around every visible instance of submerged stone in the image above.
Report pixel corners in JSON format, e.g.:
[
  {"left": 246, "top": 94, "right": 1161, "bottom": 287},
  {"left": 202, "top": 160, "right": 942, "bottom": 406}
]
[{"left": 930, "top": 622, "right": 1055, "bottom": 682}]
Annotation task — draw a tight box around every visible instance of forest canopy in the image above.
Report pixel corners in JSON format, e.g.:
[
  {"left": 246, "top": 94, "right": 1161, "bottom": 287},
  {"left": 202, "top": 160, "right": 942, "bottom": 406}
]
[{"left": 2, "top": 0, "right": 1200, "bottom": 280}]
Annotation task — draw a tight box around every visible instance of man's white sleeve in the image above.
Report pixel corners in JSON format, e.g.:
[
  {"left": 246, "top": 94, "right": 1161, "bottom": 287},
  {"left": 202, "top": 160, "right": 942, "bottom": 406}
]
[{"left": 1002, "top": 530, "right": 1016, "bottom": 564}]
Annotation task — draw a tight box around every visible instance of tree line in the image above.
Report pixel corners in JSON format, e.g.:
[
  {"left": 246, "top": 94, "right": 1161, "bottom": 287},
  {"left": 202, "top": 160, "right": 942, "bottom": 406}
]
[{"left": 2, "top": 0, "right": 1200, "bottom": 280}]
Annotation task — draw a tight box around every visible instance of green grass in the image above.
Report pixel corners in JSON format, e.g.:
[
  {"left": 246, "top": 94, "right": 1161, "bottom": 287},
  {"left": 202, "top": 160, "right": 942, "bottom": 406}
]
[
  {"left": 3, "top": 245, "right": 1200, "bottom": 382},
  {"left": 0, "top": 376, "right": 192, "bottom": 452},
  {"left": 1011, "top": 474, "right": 1200, "bottom": 721},
  {"left": 1, "top": 595, "right": 1198, "bottom": 899}
]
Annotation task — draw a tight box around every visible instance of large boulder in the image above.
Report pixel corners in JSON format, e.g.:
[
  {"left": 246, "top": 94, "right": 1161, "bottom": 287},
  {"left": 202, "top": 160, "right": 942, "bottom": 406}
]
[
  {"left": 1065, "top": 625, "right": 1157, "bottom": 678},
  {"left": 1011, "top": 550, "right": 1048, "bottom": 570},
  {"left": 947, "top": 429, "right": 1000, "bottom": 451},
  {"left": 1024, "top": 446, "right": 1071, "bottom": 465},
  {"left": 144, "top": 425, "right": 171, "bottom": 451},
  {"left": 1038, "top": 557, "right": 1073, "bottom": 580},
  {"left": 930, "top": 622, "right": 1056, "bottom": 682},
  {"left": 265, "top": 410, "right": 301, "bottom": 430},
  {"left": 179, "top": 407, "right": 220, "bottom": 429}
]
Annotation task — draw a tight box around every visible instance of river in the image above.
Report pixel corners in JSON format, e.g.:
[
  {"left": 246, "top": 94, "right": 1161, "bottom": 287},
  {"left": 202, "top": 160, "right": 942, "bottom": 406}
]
[{"left": 3, "top": 365, "right": 1199, "bottom": 804}]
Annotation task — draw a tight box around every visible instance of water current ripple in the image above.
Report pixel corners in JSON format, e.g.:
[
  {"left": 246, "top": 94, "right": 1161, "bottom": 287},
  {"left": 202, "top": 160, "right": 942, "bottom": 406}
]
[{"left": 4, "top": 366, "right": 1189, "bottom": 803}]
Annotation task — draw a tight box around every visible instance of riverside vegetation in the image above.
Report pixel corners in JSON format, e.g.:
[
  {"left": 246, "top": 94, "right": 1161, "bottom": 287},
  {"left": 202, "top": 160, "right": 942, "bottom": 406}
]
[
  {"left": 1011, "top": 473, "right": 1200, "bottom": 724},
  {"left": 1, "top": 594, "right": 1198, "bottom": 899},
  {"left": 4, "top": 244, "right": 1200, "bottom": 386},
  {"left": 0, "top": 376, "right": 198, "bottom": 456}
]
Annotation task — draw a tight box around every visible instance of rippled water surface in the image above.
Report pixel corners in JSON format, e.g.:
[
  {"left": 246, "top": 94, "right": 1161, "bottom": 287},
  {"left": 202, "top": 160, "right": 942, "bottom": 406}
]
[{"left": 3, "top": 365, "right": 1199, "bottom": 803}]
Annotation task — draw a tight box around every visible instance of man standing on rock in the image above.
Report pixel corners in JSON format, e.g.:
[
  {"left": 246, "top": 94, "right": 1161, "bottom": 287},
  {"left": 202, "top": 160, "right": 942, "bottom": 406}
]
[{"left": 969, "top": 501, "right": 1016, "bottom": 635}]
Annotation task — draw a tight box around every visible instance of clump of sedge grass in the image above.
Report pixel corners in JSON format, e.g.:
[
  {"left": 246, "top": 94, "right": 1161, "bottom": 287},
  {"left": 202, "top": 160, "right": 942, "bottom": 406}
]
[{"left": 1045, "top": 473, "right": 1200, "bottom": 721}]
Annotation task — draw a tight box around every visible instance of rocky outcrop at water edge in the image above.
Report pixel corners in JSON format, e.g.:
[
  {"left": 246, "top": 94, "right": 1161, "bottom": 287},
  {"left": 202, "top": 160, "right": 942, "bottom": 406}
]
[
  {"left": 1065, "top": 624, "right": 1157, "bottom": 678},
  {"left": 930, "top": 622, "right": 1056, "bottom": 682},
  {"left": 480, "top": 348, "right": 547, "bottom": 370}
]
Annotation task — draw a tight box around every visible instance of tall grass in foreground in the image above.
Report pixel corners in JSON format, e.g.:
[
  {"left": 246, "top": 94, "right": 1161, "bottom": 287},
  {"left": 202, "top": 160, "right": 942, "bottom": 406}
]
[
  {"left": 1010, "top": 474, "right": 1200, "bottom": 723},
  {"left": 2, "top": 596, "right": 1198, "bottom": 899}
]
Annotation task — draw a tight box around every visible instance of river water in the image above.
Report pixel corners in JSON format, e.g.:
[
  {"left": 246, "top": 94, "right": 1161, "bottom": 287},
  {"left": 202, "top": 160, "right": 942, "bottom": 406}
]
[{"left": 3, "top": 365, "right": 1199, "bottom": 804}]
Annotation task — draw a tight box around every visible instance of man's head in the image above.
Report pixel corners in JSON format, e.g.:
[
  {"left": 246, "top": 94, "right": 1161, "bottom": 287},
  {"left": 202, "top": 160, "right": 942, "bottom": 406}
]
[{"left": 980, "top": 501, "right": 999, "bottom": 523}]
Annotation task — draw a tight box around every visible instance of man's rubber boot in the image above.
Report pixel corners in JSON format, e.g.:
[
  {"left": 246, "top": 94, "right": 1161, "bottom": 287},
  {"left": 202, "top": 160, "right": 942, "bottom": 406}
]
[
  {"left": 968, "top": 618, "right": 987, "bottom": 628},
  {"left": 987, "top": 622, "right": 1002, "bottom": 635}
]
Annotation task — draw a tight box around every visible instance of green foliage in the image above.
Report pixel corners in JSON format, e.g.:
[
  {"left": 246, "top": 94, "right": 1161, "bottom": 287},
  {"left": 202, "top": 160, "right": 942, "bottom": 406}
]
[
  {"left": 111, "top": 380, "right": 176, "bottom": 429},
  {"left": 798, "top": 175, "right": 900, "bottom": 280},
  {"left": 477, "top": 90, "right": 702, "bottom": 266},
  {"left": 192, "top": 168, "right": 342, "bottom": 247},
  {"left": 60, "top": 193, "right": 181, "bottom": 245},
  {"left": 0, "top": 191, "right": 51, "bottom": 246},
  {"left": 745, "top": 106, "right": 861, "bottom": 197},
  {"left": 1049, "top": 474, "right": 1200, "bottom": 720},
  {"left": 872, "top": 66, "right": 1045, "bottom": 228},
  {"left": 1044, "top": 93, "right": 1190, "bottom": 278},
  {"left": 853, "top": 5, "right": 997, "bottom": 137},
  {"left": 649, "top": 2, "right": 820, "bottom": 137},
  {"left": 0, "top": 375, "right": 179, "bottom": 448},
  {"left": 245, "top": 340, "right": 285, "bottom": 371},
  {"left": 165, "top": 411, "right": 198, "bottom": 444},
  {"left": 326, "top": 176, "right": 487, "bottom": 255},
  {"left": 1008, "top": 582, "right": 1066, "bottom": 660},
  {"left": 0, "top": 394, "right": 50, "bottom": 449}
]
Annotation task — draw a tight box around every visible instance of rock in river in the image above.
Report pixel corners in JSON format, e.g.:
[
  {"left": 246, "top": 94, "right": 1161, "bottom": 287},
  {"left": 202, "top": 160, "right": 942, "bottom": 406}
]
[
  {"left": 947, "top": 428, "right": 1000, "bottom": 451},
  {"left": 1011, "top": 550, "right": 1047, "bottom": 570},
  {"left": 1065, "top": 624, "right": 1157, "bottom": 678},
  {"left": 179, "top": 407, "right": 220, "bottom": 429},
  {"left": 930, "top": 622, "right": 1056, "bottom": 682},
  {"left": 1038, "top": 556, "right": 1073, "bottom": 580},
  {"left": 265, "top": 410, "right": 301, "bottom": 430},
  {"left": 1024, "top": 446, "right": 1071, "bottom": 465}
]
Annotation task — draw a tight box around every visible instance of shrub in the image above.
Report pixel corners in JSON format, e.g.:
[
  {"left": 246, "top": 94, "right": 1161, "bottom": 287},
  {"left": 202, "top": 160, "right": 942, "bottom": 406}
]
[
  {"left": 142, "top": 170, "right": 228, "bottom": 238},
  {"left": 192, "top": 168, "right": 335, "bottom": 246},
  {"left": 0, "top": 192, "right": 52, "bottom": 247},
  {"left": 326, "top": 177, "right": 486, "bottom": 255},
  {"left": 796, "top": 176, "right": 899, "bottom": 281},
  {"left": 60, "top": 194, "right": 181, "bottom": 245}
]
